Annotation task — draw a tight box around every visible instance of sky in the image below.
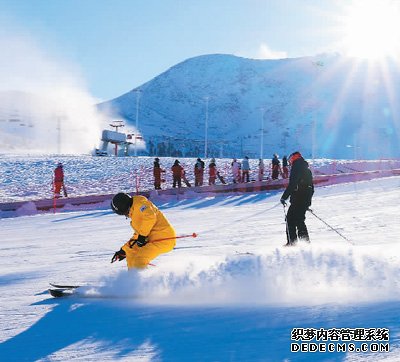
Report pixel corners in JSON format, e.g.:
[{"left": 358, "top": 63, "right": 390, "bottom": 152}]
[{"left": 0, "top": 0, "right": 344, "bottom": 101}]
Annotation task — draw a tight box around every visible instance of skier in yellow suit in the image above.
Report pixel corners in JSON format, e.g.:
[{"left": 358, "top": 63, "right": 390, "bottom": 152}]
[{"left": 110, "top": 193, "right": 176, "bottom": 269}]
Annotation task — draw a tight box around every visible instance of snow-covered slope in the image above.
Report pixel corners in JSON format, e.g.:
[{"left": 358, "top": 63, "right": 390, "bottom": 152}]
[
  {"left": 99, "top": 54, "right": 400, "bottom": 159},
  {"left": 0, "top": 174, "right": 399, "bottom": 361}
]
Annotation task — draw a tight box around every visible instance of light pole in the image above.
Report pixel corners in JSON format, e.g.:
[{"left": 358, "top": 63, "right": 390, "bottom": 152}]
[
  {"left": 260, "top": 107, "right": 265, "bottom": 159},
  {"left": 134, "top": 88, "right": 141, "bottom": 157},
  {"left": 57, "top": 115, "right": 61, "bottom": 154},
  {"left": 204, "top": 96, "right": 209, "bottom": 159},
  {"left": 311, "top": 119, "right": 316, "bottom": 168},
  {"left": 56, "top": 113, "right": 65, "bottom": 154},
  {"left": 353, "top": 133, "right": 358, "bottom": 160}
]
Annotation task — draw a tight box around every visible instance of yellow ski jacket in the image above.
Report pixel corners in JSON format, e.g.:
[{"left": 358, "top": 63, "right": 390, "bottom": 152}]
[{"left": 121, "top": 195, "right": 176, "bottom": 268}]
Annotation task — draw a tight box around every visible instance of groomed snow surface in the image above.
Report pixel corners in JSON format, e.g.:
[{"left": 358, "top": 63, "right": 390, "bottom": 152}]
[{"left": 0, "top": 172, "right": 400, "bottom": 361}]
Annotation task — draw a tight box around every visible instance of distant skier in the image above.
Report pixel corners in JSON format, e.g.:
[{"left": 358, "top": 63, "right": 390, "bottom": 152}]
[
  {"left": 53, "top": 162, "right": 68, "bottom": 198},
  {"left": 208, "top": 158, "right": 217, "bottom": 185},
  {"left": 194, "top": 158, "right": 205, "bottom": 186},
  {"left": 231, "top": 158, "right": 241, "bottom": 183},
  {"left": 241, "top": 156, "right": 250, "bottom": 182},
  {"left": 271, "top": 154, "right": 281, "bottom": 180},
  {"left": 258, "top": 159, "right": 265, "bottom": 181},
  {"left": 280, "top": 151, "right": 314, "bottom": 246},
  {"left": 110, "top": 193, "right": 176, "bottom": 268},
  {"left": 282, "top": 156, "right": 289, "bottom": 179},
  {"left": 153, "top": 157, "right": 165, "bottom": 190},
  {"left": 171, "top": 159, "right": 183, "bottom": 188}
]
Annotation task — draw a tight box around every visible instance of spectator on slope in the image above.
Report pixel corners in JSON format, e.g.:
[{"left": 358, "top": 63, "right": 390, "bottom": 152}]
[
  {"left": 171, "top": 159, "right": 183, "bottom": 188},
  {"left": 282, "top": 155, "right": 289, "bottom": 179},
  {"left": 194, "top": 157, "right": 205, "bottom": 186},
  {"left": 271, "top": 154, "right": 281, "bottom": 180},
  {"left": 153, "top": 157, "right": 165, "bottom": 190},
  {"left": 241, "top": 156, "right": 250, "bottom": 182},
  {"left": 208, "top": 158, "right": 217, "bottom": 185},
  {"left": 258, "top": 159, "right": 265, "bottom": 181},
  {"left": 53, "top": 162, "right": 68, "bottom": 198},
  {"left": 280, "top": 151, "right": 314, "bottom": 246},
  {"left": 231, "top": 158, "right": 241, "bottom": 183},
  {"left": 110, "top": 193, "right": 176, "bottom": 268}
]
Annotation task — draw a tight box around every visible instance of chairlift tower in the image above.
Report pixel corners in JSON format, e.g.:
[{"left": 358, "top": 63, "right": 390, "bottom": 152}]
[
  {"left": 96, "top": 120, "right": 141, "bottom": 157},
  {"left": 109, "top": 120, "right": 125, "bottom": 156}
]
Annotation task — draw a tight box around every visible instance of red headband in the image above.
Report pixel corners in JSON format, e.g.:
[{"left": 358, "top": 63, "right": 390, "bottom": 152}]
[{"left": 289, "top": 152, "right": 301, "bottom": 163}]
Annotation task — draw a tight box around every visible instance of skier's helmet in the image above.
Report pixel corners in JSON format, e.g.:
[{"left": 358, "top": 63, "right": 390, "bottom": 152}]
[{"left": 111, "top": 193, "right": 132, "bottom": 215}]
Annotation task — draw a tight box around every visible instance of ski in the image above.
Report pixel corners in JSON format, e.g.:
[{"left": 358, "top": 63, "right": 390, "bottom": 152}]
[
  {"left": 48, "top": 282, "right": 104, "bottom": 298},
  {"left": 49, "top": 288, "right": 78, "bottom": 298},
  {"left": 49, "top": 283, "right": 81, "bottom": 289},
  {"left": 217, "top": 172, "right": 226, "bottom": 184},
  {"left": 48, "top": 287, "right": 141, "bottom": 300}
]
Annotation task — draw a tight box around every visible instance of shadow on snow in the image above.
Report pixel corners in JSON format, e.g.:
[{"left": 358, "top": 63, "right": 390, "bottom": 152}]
[{"left": 0, "top": 297, "right": 399, "bottom": 361}]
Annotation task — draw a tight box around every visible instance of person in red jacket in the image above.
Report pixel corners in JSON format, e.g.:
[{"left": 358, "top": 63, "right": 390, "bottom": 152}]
[
  {"left": 194, "top": 158, "right": 205, "bottom": 186},
  {"left": 171, "top": 159, "right": 183, "bottom": 188},
  {"left": 271, "top": 154, "right": 281, "bottom": 180},
  {"left": 208, "top": 158, "right": 217, "bottom": 185},
  {"left": 53, "top": 162, "right": 68, "bottom": 198},
  {"left": 153, "top": 157, "right": 165, "bottom": 190}
]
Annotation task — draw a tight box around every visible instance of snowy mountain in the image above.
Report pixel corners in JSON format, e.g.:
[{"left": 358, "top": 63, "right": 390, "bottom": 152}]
[{"left": 98, "top": 54, "right": 400, "bottom": 159}]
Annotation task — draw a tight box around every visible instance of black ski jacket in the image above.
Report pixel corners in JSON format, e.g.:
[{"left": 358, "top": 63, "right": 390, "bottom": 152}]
[{"left": 281, "top": 157, "right": 314, "bottom": 207}]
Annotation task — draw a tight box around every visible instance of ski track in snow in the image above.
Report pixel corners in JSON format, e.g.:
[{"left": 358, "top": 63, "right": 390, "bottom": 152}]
[{"left": 0, "top": 158, "right": 399, "bottom": 361}]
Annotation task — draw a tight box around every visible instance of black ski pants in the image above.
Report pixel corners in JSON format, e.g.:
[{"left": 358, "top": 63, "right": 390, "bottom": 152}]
[
  {"left": 286, "top": 203, "right": 309, "bottom": 243},
  {"left": 173, "top": 176, "right": 181, "bottom": 188}
]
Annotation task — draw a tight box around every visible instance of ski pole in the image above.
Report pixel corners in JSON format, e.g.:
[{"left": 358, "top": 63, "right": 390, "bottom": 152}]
[
  {"left": 283, "top": 204, "right": 290, "bottom": 245},
  {"left": 149, "top": 232, "right": 198, "bottom": 243},
  {"left": 308, "top": 209, "right": 353, "bottom": 244},
  {"left": 62, "top": 182, "right": 68, "bottom": 197},
  {"left": 125, "top": 232, "right": 198, "bottom": 249},
  {"left": 52, "top": 177, "right": 56, "bottom": 214}
]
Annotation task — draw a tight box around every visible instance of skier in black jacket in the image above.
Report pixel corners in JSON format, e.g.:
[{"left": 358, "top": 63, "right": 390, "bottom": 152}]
[{"left": 280, "top": 151, "right": 314, "bottom": 245}]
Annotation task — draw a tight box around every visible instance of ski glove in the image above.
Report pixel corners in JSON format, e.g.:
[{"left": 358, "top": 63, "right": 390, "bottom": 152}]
[
  {"left": 111, "top": 248, "right": 126, "bottom": 263},
  {"left": 136, "top": 234, "right": 148, "bottom": 247},
  {"left": 127, "top": 234, "right": 148, "bottom": 248},
  {"left": 280, "top": 198, "right": 287, "bottom": 206}
]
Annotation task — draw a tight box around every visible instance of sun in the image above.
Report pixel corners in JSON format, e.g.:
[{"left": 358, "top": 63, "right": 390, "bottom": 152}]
[{"left": 339, "top": 0, "right": 400, "bottom": 59}]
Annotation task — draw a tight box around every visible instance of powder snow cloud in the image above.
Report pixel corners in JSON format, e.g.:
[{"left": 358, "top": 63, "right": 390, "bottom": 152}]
[{"left": 0, "top": 27, "right": 107, "bottom": 154}]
